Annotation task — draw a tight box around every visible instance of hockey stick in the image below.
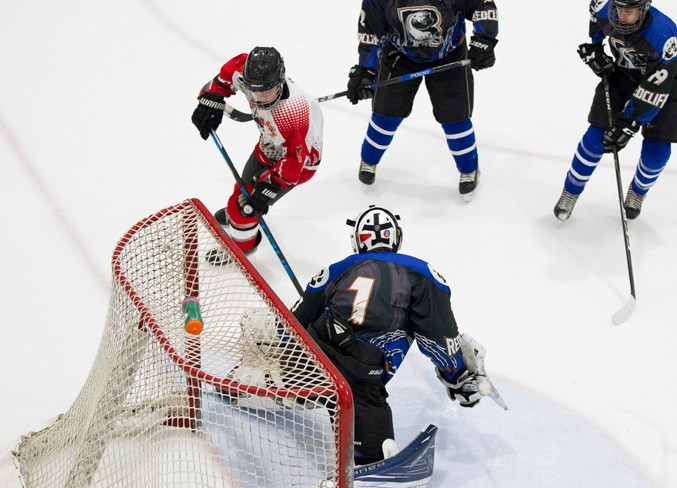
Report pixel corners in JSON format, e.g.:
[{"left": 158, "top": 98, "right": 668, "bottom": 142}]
[
  {"left": 602, "top": 73, "right": 637, "bottom": 325},
  {"left": 223, "top": 58, "right": 472, "bottom": 121},
  {"left": 317, "top": 58, "right": 471, "bottom": 102},
  {"left": 209, "top": 130, "right": 304, "bottom": 296}
]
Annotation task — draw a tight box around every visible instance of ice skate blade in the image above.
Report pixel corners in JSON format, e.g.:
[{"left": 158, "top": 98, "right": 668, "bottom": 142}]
[{"left": 462, "top": 191, "right": 476, "bottom": 203}]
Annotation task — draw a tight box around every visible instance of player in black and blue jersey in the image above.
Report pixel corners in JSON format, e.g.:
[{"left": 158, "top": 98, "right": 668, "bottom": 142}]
[
  {"left": 291, "top": 205, "right": 487, "bottom": 467},
  {"left": 345, "top": 1, "right": 499, "bottom": 201},
  {"left": 554, "top": 0, "right": 677, "bottom": 221}
]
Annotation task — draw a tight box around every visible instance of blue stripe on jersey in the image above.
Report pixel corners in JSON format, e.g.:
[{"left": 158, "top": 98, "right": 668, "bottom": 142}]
[
  {"left": 307, "top": 252, "right": 451, "bottom": 293},
  {"left": 414, "top": 332, "right": 461, "bottom": 377},
  {"left": 642, "top": 8, "right": 677, "bottom": 58},
  {"left": 369, "top": 330, "right": 412, "bottom": 383}
]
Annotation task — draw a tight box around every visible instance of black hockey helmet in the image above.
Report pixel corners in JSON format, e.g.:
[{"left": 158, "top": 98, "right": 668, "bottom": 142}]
[
  {"left": 242, "top": 46, "right": 286, "bottom": 109},
  {"left": 609, "top": 0, "right": 651, "bottom": 35},
  {"left": 346, "top": 205, "right": 403, "bottom": 254}
]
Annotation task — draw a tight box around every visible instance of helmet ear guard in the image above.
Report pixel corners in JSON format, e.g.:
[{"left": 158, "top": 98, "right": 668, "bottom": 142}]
[{"left": 347, "top": 205, "right": 403, "bottom": 254}]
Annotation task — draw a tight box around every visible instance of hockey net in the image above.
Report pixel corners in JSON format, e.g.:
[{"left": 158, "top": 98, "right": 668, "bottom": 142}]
[{"left": 12, "top": 199, "right": 354, "bottom": 488}]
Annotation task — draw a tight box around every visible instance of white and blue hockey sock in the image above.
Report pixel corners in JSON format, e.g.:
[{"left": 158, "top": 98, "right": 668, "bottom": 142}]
[
  {"left": 360, "top": 113, "right": 403, "bottom": 165},
  {"left": 441, "top": 119, "right": 478, "bottom": 173},
  {"left": 564, "top": 125, "right": 605, "bottom": 195},
  {"left": 630, "top": 139, "right": 671, "bottom": 196}
]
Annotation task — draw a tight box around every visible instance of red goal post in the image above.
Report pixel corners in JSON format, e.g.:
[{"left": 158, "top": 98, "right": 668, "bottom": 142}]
[{"left": 12, "top": 198, "right": 354, "bottom": 488}]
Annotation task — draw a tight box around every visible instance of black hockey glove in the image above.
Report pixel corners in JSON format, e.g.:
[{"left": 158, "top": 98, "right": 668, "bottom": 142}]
[
  {"left": 239, "top": 181, "right": 282, "bottom": 217},
  {"left": 379, "top": 45, "right": 402, "bottom": 73},
  {"left": 436, "top": 369, "right": 482, "bottom": 408},
  {"left": 602, "top": 117, "right": 640, "bottom": 153},
  {"left": 468, "top": 36, "right": 498, "bottom": 71},
  {"left": 191, "top": 92, "right": 226, "bottom": 140},
  {"left": 347, "top": 65, "right": 377, "bottom": 105},
  {"left": 578, "top": 43, "right": 614, "bottom": 77}
]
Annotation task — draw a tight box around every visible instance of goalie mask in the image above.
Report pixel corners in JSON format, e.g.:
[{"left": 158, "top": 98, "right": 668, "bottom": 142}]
[
  {"left": 609, "top": 0, "right": 651, "bottom": 35},
  {"left": 242, "top": 46, "right": 286, "bottom": 110},
  {"left": 347, "top": 205, "right": 403, "bottom": 254}
]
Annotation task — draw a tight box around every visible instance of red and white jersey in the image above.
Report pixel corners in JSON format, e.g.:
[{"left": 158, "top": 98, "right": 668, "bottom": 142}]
[{"left": 200, "top": 53, "right": 323, "bottom": 189}]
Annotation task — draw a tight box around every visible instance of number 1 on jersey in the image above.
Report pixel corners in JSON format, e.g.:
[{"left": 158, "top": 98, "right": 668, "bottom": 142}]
[{"left": 348, "top": 276, "right": 375, "bottom": 325}]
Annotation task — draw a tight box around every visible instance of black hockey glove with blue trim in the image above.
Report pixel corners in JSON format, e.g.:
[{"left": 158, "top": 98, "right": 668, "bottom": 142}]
[
  {"left": 468, "top": 35, "right": 498, "bottom": 71},
  {"left": 603, "top": 117, "right": 640, "bottom": 153},
  {"left": 578, "top": 43, "right": 614, "bottom": 77},
  {"left": 347, "top": 65, "right": 377, "bottom": 105}
]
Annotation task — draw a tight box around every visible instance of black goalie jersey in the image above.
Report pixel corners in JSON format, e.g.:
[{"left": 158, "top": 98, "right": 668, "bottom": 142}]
[{"left": 292, "top": 251, "right": 467, "bottom": 384}]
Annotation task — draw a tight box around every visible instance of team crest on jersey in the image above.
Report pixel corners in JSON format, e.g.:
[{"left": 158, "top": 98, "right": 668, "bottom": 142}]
[
  {"left": 427, "top": 264, "right": 447, "bottom": 286},
  {"left": 664, "top": 37, "right": 677, "bottom": 61},
  {"left": 309, "top": 267, "right": 330, "bottom": 288},
  {"left": 255, "top": 116, "right": 278, "bottom": 138},
  {"left": 610, "top": 37, "right": 646, "bottom": 72},
  {"left": 398, "top": 7, "right": 444, "bottom": 47}
]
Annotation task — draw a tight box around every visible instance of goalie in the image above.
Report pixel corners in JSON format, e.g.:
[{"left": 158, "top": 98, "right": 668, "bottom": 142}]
[{"left": 291, "top": 205, "right": 496, "bottom": 468}]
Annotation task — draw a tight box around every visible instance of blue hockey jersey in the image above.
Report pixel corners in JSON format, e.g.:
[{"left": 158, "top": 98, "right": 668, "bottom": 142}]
[{"left": 589, "top": 0, "right": 677, "bottom": 123}]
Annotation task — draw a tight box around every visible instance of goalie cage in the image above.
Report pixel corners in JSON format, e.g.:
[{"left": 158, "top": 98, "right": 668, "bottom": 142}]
[{"left": 12, "top": 198, "right": 354, "bottom": 488}]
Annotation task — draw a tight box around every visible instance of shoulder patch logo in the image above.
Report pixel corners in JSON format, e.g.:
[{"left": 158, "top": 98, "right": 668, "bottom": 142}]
[
  {"left": 309, "top": 267, "right": 330, "bottom": 288},
  {"left": 591, "top": 0, "right": 609, "bottom": 14},
  {"left": 663, "top": 37, "right": 677, "bottom": 62},
  {"left": 427, "top": 264, "right": 447, "bottom": 286}
]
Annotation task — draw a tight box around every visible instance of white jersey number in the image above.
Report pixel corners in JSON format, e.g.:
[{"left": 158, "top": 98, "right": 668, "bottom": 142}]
[{"left": 348, "top": 276, "right": 375, "bottom": 325}]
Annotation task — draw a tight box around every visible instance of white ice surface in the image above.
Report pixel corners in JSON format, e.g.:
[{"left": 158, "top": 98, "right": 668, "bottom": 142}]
[{"left": 1, "top": 1, "right": 676, "bottom": 487}]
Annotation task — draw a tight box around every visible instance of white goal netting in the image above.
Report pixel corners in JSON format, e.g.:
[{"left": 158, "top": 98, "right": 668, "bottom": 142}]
[{"left": 12, "top": 199, "right": 353, "bottom": 488}]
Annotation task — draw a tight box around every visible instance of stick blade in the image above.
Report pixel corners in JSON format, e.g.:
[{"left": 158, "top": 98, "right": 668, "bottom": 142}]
[{"left": 612, "top": 296, "right": 636, "bottom": 325}]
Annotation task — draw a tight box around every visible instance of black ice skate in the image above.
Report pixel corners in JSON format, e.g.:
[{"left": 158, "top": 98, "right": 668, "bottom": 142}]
[
  {"left": 358, "top": 161, "right": 377, "bottom": 185},
  {"left": 624, "top": 186, "right": 645, "bottom": 220},
  {"left": 553, "top": 189, "right": 579, "bottom": 221},
  {"left": 459, "top": 168, "right": 480, "bottom": 202},
  {"left": 213, "top": 207, "right": 229, "bottom": 233}
]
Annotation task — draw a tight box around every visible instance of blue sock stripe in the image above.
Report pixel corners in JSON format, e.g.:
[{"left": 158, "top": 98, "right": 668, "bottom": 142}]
[
  {"left": 361, "top": 114, "right": 403, "bottom": 165},
  {"left": 631, "top": 140, "right": 671, "bottom": 195},
  {"left": 369, "top": 118, "right": 399, "bottom": 136},
  {"left": 364, "top": 134, "right": 390, "bottom": 151},
  {"left": 441, "top": 120, "right": 478, "bottom": 173},
  {"left": 445, "top": 126, "right": 474, "bottom": 140},
  {"left": 564, "top": 126, "right": 605, "bottom": 194},
  {"left": 574, "top": 146, "right": 602, "bottom": 168},
  {"left": 449, "top": 142, "right": 477, "bottom": 157}
]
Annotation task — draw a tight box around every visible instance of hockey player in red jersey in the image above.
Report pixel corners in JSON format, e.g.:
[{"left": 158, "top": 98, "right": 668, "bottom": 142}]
[
  {"left": 191, "top": 47, "right": 323, "bottom": 255},
  {"left": 292, "top": 206, "right": 500, "bottom": 469}
]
